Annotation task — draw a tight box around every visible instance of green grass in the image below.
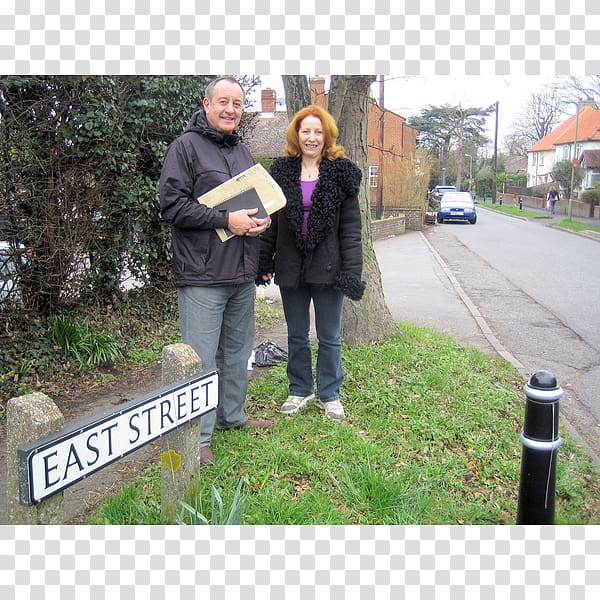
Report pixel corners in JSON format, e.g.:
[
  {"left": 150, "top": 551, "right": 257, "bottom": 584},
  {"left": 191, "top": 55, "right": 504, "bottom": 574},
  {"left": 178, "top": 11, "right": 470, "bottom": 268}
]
[
  {"left": 478, "top": 200, "right": 550, "bottom": 219},
  {"left": 86, "top": 463, "right": 163, "bottom": 525},
  {"left": 479, "top": 200, "right": 600, "bottom": 233},
  {"left": 85, "top": 324, "right": 600, "bottom": 525},
  {"left": 554, "top": 218, "right": 600, "bottom": 234}
]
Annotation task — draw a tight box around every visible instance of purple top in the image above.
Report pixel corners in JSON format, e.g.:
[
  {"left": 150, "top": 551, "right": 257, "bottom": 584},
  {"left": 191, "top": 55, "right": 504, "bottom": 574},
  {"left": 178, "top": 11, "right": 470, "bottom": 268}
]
[{"left": 300, "top": 179, "right": 318, "bottom": 238}]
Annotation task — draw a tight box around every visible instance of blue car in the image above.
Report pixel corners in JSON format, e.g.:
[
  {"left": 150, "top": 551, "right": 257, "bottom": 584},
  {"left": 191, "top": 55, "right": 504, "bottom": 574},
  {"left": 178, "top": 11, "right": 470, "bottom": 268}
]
[{"left": 436, "top": 191, "right": 477, "bottom": 224}]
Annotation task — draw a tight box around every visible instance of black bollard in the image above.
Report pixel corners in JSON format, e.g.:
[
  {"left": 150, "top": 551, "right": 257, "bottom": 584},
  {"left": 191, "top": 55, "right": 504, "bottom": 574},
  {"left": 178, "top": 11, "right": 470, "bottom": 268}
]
[
  {"left": 516, "top": 370, "right": 564, "bottom": 524},
  {"left": 518, "top": 197, "right": 523, "bottom": 210}
]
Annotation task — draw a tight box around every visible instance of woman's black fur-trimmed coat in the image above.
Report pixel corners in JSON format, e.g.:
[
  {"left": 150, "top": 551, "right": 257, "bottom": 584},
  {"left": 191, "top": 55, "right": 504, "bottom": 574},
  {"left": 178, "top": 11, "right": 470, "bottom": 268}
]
[{"left": 258, "top": 156, "right": 366, "bottom": 301}]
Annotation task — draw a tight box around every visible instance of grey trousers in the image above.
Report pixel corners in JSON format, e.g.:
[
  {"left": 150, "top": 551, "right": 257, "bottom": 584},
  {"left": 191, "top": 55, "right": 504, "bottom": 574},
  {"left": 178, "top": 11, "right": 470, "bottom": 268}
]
[{"left": 177, "top": 283, "right": 255, "bottom": 447}]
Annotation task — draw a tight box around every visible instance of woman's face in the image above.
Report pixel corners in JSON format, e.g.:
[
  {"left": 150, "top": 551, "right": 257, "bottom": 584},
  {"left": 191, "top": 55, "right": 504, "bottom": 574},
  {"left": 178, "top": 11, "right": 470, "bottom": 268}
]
[{"left": 297, "top": 115, "right": 325, "bottom": 160}]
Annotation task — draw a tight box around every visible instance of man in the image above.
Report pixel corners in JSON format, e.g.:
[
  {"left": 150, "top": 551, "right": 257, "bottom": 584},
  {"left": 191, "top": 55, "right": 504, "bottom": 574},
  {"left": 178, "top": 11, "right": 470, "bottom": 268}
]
[{"left": 159, "top": 77, "right": 272, "bottom": 466}]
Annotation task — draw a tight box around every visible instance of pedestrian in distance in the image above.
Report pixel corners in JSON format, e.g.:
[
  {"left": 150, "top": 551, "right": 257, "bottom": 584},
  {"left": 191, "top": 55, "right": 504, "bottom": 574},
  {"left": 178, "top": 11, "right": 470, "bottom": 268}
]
[
  {"left": 257, "top": 104, "right": 366, "bottom": 421},
  {"left": 547, "top": 186, "right": 560, "bottom": 215},
  {"left": 159, "top": 76, "right": 273, "bottom": 467}
]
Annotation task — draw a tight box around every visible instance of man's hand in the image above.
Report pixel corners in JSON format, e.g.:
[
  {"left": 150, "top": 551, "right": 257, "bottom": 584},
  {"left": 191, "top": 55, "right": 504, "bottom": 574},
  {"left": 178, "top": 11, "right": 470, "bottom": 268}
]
[{"left": 227, "top": 208, "right": 271, "bottom": 237}]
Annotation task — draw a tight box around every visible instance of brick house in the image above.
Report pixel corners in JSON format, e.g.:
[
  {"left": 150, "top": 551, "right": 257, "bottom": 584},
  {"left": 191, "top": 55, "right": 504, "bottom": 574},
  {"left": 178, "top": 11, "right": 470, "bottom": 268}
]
[
  {"left": 244, "top": 77, "right": 419, "bottom": 218},
  {"left": 243, "top": 87, "right": 289, "bottom": 160}
]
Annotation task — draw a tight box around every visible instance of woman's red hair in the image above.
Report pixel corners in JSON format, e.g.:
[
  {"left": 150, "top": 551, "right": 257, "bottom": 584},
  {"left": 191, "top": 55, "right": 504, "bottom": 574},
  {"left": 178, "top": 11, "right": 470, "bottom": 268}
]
[{"left": 283, "top": 104, "right": 346, "bottom": 160}]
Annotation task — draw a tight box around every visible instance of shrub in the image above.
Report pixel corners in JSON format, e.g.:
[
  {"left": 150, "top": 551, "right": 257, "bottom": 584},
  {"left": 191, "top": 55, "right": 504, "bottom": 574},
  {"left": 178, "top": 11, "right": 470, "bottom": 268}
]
[
  {"left": 580, "top": 188, "right": 600, "bottom": 206},
  {"left": 50, "top": 315, "right": 123, "bottom": 369}
]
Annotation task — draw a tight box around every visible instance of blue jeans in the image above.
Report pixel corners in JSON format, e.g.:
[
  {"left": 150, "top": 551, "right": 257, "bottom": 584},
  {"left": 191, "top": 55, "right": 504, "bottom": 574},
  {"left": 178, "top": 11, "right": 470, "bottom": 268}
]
[
  {"left": 280, "top": 285, "right": 345, "bottom": 403},
  {"left": 177, "top": 283, "right": 255, "bottom": 447}
]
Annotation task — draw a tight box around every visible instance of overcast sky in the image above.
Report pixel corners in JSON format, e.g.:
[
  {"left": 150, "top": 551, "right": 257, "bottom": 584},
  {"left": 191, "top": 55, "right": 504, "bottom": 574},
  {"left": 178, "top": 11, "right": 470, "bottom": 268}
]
[{"left": 250, "top": 75, "right": 565, "bottom": 148}]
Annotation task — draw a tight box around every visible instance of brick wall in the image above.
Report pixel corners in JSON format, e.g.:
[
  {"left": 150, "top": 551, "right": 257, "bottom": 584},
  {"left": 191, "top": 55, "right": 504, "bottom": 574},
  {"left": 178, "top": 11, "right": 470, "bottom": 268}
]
[{"left": 370, "top": 215, "right": 406, "bottom": 240}]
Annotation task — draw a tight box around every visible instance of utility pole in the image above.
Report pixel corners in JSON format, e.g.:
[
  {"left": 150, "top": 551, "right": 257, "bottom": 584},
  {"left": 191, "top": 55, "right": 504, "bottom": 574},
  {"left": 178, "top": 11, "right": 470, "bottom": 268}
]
[
  {"left": 492, "top": 101, "right": 499, "bottom": 203},
  {"left": 568, "top": 100, "right": 581, "bottom": 221},
  {"left": 376, "top": 75, "right": 385, "bottom": 220}
]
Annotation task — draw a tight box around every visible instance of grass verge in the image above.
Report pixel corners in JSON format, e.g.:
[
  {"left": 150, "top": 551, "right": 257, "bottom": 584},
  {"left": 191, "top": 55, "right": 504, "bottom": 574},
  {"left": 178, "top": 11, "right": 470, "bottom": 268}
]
[
  {"left": 479, "top": 200, "right": 600, "bottom": 233},
  {"left": 86, "top": 323, "right": 600, "bottom": 525},
  {"left": 478, "top": 200, "right": 550, "bottom": 219},
  {"left": 554, "top": 218, "right": 600, "bottom": 234}
]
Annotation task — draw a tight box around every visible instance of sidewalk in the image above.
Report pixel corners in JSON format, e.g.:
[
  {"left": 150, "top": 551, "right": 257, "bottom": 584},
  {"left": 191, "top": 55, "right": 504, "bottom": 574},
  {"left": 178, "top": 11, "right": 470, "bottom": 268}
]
[{"left": 374, "top": 231, "right": 513, "bottom": 363}]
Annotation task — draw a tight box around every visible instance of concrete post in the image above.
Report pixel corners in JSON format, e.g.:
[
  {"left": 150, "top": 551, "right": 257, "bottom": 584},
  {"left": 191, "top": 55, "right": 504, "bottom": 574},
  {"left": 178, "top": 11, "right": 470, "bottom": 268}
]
[
  {"left": 6, "top": 393, "right": 65, "bottom": 524},
  {"left": 160, "top": 343, "right": 204, "bottom": 522}
]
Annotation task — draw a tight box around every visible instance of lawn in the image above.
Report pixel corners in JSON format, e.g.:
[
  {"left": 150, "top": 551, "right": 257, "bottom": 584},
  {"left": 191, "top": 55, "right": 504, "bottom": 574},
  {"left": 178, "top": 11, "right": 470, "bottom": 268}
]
[{"left": 86, "top": 324, "right": 600, "bottom": 526}]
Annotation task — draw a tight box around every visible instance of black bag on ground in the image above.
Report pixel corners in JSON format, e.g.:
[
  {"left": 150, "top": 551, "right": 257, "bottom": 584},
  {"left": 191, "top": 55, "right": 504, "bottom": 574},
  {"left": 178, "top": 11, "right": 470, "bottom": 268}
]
[{"left": 253, "top": 341, "right": 288, "bottom": 367}]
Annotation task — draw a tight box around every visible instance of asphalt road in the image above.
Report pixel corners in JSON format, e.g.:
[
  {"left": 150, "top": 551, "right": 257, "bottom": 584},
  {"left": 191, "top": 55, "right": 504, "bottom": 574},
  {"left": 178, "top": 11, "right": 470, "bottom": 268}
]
[{"left": 375, "top": 208, "right": 600, "bottom": 466}]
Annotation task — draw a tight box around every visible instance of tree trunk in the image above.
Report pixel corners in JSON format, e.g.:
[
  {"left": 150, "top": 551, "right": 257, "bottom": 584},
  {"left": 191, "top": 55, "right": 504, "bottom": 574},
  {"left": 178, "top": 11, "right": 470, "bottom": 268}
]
[
  {"left": 281, "top": 76, "right": 311, "bottom": 120},
  {"left": 329, "top": 76, "right": 398, "bottom": 346},
  {"left": 327, "top": 75, "right": 348, "bottom": 123}
]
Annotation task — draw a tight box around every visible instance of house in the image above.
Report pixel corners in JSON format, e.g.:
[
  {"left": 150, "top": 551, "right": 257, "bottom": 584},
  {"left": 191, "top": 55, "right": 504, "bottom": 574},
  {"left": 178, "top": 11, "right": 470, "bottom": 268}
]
[
  {"left": 580, "top": 149, "right": 600, "bottom": 190},
  {"left": 243, "top": 88, "right": 289, "bottom": 159},
  {"left": 527, "top": 99, "right": 600, "bottom": 192},
  {"left": 503, "top": 154, "right": 528, "bottom": 176},
  {"left": 245, "top": 77, "right": 419, "bottom": 219},
  {"left": 366, "top": 93, "right": 419, "bottom": 218}
]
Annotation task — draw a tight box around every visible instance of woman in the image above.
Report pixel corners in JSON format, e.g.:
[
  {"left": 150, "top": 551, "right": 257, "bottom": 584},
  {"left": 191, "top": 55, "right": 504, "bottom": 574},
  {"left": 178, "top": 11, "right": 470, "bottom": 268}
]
[
  {"left": 547, "top": 186, "right": 560, "bottom": 215},
  {"left": 258, "top": 105, "right": 365, "bottom": 420}
]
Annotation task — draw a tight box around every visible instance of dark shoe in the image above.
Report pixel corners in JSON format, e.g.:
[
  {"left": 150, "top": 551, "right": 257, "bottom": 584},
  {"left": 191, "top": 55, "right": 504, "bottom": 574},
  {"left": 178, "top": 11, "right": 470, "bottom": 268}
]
[
  {"left": 235, "top": 419, "right": 273, "bottom": 430},
  {"left": 199, "top": 446, "right": 215, "bottom": 466}
]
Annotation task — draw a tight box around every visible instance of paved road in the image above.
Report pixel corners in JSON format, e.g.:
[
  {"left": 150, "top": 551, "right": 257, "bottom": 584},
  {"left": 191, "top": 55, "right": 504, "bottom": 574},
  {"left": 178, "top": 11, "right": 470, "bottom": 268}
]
[{"left": 375, "top": 208, "right": 600, "bottom": 466}]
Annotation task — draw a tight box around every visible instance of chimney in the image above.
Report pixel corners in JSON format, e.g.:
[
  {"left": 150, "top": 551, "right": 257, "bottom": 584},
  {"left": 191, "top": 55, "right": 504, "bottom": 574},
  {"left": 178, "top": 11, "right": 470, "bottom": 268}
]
[
  {"left": 261, "top": 88, "right": 276, "bottom": 115},
  {"left": 578, "top": 98, "right": 597, "bottom": 111},
  {"left": 310, "top": 76, "right": 327, "bottom": 108}
]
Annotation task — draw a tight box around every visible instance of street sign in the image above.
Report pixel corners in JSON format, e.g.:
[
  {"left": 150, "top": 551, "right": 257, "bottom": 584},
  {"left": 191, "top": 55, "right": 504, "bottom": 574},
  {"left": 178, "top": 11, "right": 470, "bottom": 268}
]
[{"left": 17, "top": 370, "right": 218, "bottom": 505}]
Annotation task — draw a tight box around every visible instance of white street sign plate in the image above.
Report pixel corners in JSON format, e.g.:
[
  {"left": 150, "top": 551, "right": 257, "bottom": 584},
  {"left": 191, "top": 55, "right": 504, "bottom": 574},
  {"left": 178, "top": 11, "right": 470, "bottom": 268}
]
[{"left": 18, "top": 370, "right": 218, "bottom": 505}]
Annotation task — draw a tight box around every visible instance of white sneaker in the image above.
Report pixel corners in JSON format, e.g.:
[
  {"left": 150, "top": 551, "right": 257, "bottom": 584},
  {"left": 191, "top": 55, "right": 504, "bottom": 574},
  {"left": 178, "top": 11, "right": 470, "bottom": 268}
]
[
  {"left": 280, "top": 393, "right": 315, "bottom": 415},
  {"left": 318, "top": 399, "right": 345, "bottom": 420}
]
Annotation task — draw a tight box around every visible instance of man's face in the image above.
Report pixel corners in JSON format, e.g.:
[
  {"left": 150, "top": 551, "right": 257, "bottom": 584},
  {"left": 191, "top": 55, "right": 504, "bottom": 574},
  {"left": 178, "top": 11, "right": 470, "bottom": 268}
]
[{"left": 203, "top": 80, "right": 244, "bottom": 134}]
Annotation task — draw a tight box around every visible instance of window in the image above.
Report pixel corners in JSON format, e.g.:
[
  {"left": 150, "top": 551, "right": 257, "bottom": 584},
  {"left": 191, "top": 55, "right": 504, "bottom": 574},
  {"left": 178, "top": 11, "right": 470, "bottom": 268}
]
[{"left": 369, "top": 165, "right": 379, "bottom": 188}]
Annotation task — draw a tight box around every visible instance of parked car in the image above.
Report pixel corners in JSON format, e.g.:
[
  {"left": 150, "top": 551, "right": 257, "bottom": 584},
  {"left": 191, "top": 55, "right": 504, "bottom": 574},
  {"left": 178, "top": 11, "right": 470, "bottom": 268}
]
[
  {"left": 436, "top": 191, "right": 477, "bottom": 224},
  {"left": 432, "top": 185, "right": 457, "bottom": 202}
]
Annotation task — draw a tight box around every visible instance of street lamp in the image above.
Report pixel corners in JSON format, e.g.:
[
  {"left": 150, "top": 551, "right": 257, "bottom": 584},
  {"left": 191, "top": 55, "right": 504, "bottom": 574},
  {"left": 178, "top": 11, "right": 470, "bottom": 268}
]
[{"left": 465, "top": 153, "right": 473, "bottom": 184}]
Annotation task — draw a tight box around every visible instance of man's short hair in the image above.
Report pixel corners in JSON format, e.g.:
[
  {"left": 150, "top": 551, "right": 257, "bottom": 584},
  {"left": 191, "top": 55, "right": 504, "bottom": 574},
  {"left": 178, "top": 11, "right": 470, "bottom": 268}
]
[{"left": 205, "top": 76, "right": 245, "bottom": 101}]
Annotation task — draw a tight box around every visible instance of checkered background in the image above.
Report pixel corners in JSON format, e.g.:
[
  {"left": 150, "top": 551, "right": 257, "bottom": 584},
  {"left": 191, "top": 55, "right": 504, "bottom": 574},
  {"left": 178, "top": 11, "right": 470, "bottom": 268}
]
[{"left": 1, "top": 0, "right": 600, "bottom": 598}]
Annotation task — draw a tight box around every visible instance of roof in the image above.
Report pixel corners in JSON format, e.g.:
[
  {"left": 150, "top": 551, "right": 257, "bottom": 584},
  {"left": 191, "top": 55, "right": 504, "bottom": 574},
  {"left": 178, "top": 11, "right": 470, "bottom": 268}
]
[
  {"left": 243, "top": 111, "right": 289, "bottom": 158},
  {"left": 503, "top": 154, "right": 528, "bottom": 173},
  {"left": 582, "top": 149, "right": 600, "bottom": 168},
  {"left": 528, "top": 105, "right": 600, "bottom": 152}
]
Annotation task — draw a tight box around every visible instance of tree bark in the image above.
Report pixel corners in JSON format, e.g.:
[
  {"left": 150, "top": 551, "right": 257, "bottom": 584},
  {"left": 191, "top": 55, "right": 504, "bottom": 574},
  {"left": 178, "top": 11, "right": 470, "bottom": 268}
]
[
  {"left": 281, "top": 76, "right": 311, "bottom": 120},
  {"left": 329, "top": 76, "right": 398, "bottom": 346}
]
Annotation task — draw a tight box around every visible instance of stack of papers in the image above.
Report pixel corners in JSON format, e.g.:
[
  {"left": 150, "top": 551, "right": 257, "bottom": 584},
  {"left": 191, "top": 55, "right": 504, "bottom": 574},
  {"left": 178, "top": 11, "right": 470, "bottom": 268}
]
[{"left": 197, "top": 163, "right": 287, "bottom": 242}]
